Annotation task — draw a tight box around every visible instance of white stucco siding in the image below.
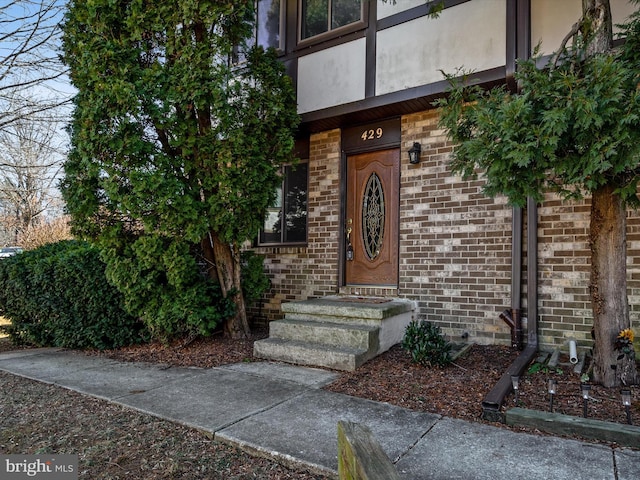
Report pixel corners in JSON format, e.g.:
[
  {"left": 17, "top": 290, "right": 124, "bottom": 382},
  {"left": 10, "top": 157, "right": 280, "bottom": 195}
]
[
  {"left": 377, "top": 0, "right": 425, "bottom": 20},
  {"left": 532, "top": 0, "right": 636, "bottom": 56},
  {"left": 297, "top": 38, "right": 366, "bottom": 114},
  {"left": 613, "top": 0, "right": 638, "bottom": 26},
  {"left": 376, "top": 1, "right": 506, "bottom": 96}
]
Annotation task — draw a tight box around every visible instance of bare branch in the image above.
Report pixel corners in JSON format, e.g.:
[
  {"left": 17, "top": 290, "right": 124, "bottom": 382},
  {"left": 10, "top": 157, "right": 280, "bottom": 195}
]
[
  {"left": 551, "top": 18, "right": 584, "bottom": 69},
  {"left": 0, "top": 0, "right": 72, "bottom": 132},
  {"left": 0, "top": 112, "right": 65, "bottom": 243}
]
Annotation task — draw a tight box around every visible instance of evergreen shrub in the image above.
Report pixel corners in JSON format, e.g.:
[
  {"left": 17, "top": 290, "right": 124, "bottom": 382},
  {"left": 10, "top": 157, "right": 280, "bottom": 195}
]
[
  {"left": 402, "top": 320, "right": 452, "bottom": 368},
  {"left": 241, "top": 250, "right": 270, "bottom": 306},
  {"left": 0, "top": 240, "right": 147, "bottom": 349}
]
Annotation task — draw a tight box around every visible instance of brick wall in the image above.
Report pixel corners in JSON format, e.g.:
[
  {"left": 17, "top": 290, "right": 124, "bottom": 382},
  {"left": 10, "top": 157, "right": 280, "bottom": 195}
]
[
  {"left": 251, "top": 129, "right": 342, "bottom": 323},
  {"left": 536, "top": 196, "right": 592, "bottom": 348},
  {"left": 400, "top": 111, "right": 513, "bottom": 345},
  {"left": 250, "top": 110, "right": 640, "bottom": 351},
  {"left": 534, "top": 194, "right": 640, "bottom": 350}
]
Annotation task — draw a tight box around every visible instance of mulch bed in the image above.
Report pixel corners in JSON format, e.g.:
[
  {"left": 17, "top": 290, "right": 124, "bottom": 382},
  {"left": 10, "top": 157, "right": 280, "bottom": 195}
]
[{"left": 2, "top": 333, "right": 639, "bottom": 434}]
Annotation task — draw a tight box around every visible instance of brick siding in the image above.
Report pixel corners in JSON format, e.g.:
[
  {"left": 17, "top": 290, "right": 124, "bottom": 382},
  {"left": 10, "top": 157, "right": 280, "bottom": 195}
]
[{"left": 250, "top": 109, "right": 640, "bottom": 351}]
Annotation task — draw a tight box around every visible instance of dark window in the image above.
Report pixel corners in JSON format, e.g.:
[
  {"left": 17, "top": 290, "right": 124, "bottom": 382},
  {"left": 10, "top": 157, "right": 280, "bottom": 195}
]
[
  {"left": 259, "top": 162, "right": 308, "bottom": 245},
  {"left": 301, "top": 0, "right": 362, "bottom": 40},
  {"left": 233, "top": 0, "right": 282, "bottom": 64},
  {"left": 257, "top": 0, "right": 282, "bottom": 50}
]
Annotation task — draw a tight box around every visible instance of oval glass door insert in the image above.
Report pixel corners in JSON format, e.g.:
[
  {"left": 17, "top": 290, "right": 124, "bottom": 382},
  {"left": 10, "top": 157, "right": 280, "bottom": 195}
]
[{"left": 362, "top": 172, "right": 385, "bottom": 260}]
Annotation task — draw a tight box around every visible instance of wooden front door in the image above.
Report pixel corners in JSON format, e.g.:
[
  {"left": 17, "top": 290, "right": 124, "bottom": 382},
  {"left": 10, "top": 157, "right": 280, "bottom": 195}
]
[{"left": 345, "top": 149, "right": 399, "bottom": 286}]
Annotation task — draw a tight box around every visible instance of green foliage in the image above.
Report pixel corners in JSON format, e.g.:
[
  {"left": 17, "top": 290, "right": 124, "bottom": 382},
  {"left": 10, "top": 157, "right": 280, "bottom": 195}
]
[
  {"left": 527, "top": 362, "right": 564, "bottom": 375},
  {"left": 402, "top": 320, "right": 452, "bottom": 368},
  {"left": 435, "top": 4, "right": 640, "bottom": 207},
  {"left": 240, "top": 251, "right": 270, "bottom": 306},
  {"left": 100, "top": 234, "right": 234, "bottom": 340},
  {"left": 61, "top": 0, "right": 299, "bottom": 337},
  {"left": 0, "top": 241, "right": 146, "bottom": 349}
]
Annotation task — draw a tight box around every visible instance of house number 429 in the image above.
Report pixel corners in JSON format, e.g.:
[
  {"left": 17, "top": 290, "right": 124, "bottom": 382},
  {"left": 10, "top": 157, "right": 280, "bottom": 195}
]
[{"left": 361, "top": 128, "right": 383, "bottom": 141}]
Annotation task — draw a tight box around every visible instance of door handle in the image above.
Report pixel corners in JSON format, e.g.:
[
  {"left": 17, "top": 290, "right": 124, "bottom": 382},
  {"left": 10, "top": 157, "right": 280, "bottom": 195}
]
[{"left": 346, "top": 219, "right": 354, "bottom": 261}]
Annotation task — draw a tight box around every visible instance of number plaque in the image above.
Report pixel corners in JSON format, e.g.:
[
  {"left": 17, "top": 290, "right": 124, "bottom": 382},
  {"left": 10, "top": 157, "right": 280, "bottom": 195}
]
[{"left": 342, "top": 118, "right": 400, "bottom": 153}]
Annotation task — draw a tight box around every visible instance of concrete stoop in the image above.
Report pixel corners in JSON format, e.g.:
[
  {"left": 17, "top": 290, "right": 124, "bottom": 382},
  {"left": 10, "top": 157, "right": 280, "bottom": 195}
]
[{"left": 253, "top": 296, "right": 415, "bottom": 371}]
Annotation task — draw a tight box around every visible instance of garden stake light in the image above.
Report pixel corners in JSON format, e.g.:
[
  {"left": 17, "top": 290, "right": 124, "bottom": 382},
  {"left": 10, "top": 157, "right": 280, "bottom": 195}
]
[
  {"left": 511, "top": 375, "right": 520, "bottom": 404},
  {"left": 580, "top": 384, "right": 591, "bottom": 418},
  {"left": 621, "top": 389, "right": 632, "bottom": 425},
  {"left": 548, "top": 379, "right": 557, "bottom": 413}
]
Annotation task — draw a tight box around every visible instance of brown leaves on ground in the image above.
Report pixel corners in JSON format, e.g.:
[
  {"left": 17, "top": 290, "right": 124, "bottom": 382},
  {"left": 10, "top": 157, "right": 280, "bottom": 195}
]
[
  {"left": 327, "top": 345, "right": 640, "bottom": 429},
  {"left": 91, "top": 333, "right": 640, "bottom": 428},
  {"left": 2, "top": 331, "right": 639, "bottom": 478},
  {"left": 0, "top": 339, "right": 330, "bottom": 479},
  {"left": 326, "top": 344, "right": 519, "bottom": 422},
  {"left": 86, "top": 330, "right": 263, "bottom": 368}
]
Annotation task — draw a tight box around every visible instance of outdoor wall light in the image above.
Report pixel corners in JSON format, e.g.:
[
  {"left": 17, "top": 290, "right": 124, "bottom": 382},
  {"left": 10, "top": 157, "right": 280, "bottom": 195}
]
[
  {"left": 511, "top": 375, "right": 520, "bottom": 404},
  {"left": 548, "top": 379, "right": 558, "bottom": 412},
  {"left": 408, "top": 142, "right": 421, "bottom": 164},
  {"left": 621, "top": 389, "right": 633, "bottom": 425},
  {"left": 580, "top": 384, "right": 591, "bottom": 418}
]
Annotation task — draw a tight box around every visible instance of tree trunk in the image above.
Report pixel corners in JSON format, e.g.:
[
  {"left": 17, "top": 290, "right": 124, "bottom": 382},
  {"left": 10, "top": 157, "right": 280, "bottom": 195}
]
[
  {"left": 207, "top": 232, "right": 250, "bottom": 339},
  {"left": 590, "top": 184, "right": 638, "bottom": 387},
  {"left": 581, "top": 0, "right": 612, "bottom": 57}
]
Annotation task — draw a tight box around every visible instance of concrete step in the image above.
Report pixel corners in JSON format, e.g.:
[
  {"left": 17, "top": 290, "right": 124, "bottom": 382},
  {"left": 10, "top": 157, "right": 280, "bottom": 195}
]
[
  {"left": 268, "top": 318, "right": 379, "bottom": 351},
  {"left": 253, "top": 337, "right": 372, "bottom": 372},
  {"left": 281, "top": 296, "right": 413, "bottom": 326}
]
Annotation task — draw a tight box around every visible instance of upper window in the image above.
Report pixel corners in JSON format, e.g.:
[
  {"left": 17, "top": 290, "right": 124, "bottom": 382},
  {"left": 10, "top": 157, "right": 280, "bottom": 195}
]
[
  {"left": 259, "top": 162, "right": 308, "bottom": 245},
  {"left": 301, "top": 0, "right": 363, "bottom": 40},
  {"left": 232, "top": 0, "right": 282, "bottom": 64},
  {"left": 256, "top": 0, "right": 283, "bottom": 50}
]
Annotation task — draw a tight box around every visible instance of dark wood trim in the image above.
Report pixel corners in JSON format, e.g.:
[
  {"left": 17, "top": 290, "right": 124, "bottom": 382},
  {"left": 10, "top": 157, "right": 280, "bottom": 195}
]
[
  {"left": 341, "top": 118, "right": 401, "bottom": 154},
  {"left": 517, "top": 0, "right": 531, "bottom": 60},
  {"left": 365, "top": 0, "right": 377, "bottom": 98},
  {"left": 293, "top": 137, "right": 310, "bottom": 159},
  {"left": 285, "top": 0, "right": 298, "bottom": 54},
  {"left": 283, "top": 57, "right": 298, "bottom": 96},
  {"left": 506, "top": 0, "right": 517, "bottom": 90},
  {"left": 299, "top": 66, "right": 505, "bottom": 134},
  {"left": 338, "top": 151, "right": 348, "bottom": 287},
  {"left": 293, "top": 29, "right": 367, "bottom": 56},
  {"left": 377, "top": 0, "right": 472, "bottom": 31},
  {"left": 507, "top": 0, "right": 531, "bottom": 91}
]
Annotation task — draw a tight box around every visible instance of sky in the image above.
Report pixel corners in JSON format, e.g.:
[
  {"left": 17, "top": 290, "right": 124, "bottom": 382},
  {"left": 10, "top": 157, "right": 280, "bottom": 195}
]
[{"left": 0, "top": 0, "right": 74, "bottom": 220}]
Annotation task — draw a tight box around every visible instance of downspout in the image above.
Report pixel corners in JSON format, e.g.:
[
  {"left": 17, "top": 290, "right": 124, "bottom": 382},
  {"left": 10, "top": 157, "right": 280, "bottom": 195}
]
[
  {"left": 481, "top": 0, "right": 536, "bottom": 422},
  {"left": 482, "top": 198, "right": 538, "bottom": 421},
  {"left": 500, "top": 207, "right": 523, "bottom": 350}
]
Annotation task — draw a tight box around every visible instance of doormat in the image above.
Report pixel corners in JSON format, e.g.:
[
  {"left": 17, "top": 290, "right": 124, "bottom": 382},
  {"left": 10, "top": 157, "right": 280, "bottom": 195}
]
[{"left": 335, "top": 297, "right": 391, "bottom": 304}]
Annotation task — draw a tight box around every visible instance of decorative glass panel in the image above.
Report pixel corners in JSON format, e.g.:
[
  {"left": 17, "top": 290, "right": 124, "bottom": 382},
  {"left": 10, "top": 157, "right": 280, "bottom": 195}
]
[{"left": 362, "top": 173, "right": 384, "bottom": 260}]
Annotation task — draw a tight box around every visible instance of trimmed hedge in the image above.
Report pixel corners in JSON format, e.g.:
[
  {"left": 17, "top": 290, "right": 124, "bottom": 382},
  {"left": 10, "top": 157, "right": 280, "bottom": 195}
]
[{"left": 0, "top": 240, "right": 147, "bottom": 349}]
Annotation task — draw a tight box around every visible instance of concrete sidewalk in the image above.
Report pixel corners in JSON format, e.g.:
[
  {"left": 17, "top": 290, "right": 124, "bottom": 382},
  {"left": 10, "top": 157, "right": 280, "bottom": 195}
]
[{"left": 0, "top": 348, "right": 638, "bottom": 479}]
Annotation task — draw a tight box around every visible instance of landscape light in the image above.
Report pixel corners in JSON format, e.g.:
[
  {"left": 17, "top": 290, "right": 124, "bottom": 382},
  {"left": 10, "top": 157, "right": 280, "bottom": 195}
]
[
  {"left": 548, "top": 379, "right": 557, "bottom": 413},
  {"left": 621, "top": 389, "right": 632, "bottom": 425},
  {"left": 580, "top": 384, "right": 591, "bottom": 418},
  {"left": 511, "top": 375, "right": 520, "bottom": 404}
]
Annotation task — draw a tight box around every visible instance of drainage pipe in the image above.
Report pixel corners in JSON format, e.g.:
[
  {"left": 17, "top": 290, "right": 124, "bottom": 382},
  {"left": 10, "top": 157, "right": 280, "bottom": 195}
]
[
  {"left": 569, "top": 339, "right": 578, "bottom": 364},
  {"left": 500, "top": 206, "right": 524, "bottom": 350},
  {"left": 482, "top": 198, "right": 538, "bottom": 421}
]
